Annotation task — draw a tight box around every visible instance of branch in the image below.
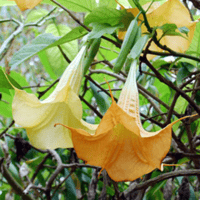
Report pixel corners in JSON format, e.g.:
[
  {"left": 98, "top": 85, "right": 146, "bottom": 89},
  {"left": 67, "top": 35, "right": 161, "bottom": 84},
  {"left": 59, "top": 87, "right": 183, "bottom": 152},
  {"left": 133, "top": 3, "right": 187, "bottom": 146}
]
[
  {"left": 140, "top": 56, "right": 200, "bottom": 115},
  {"left": 50, "top": 0, "right": 120, "bottom": 48},
  {"left": 123, "top": 169, "right": 200, "bottom": 197},
  {"left": 0, "top": 120, "right": 15, "bottom": 139},
  {"left": 0, "top": 20, "right": 24, "bottom": 60},
  {"left": 0, "top": 159, "right": 33, "bottom": 200},
  {"left": 147, "top": 50, "right": 200, "bottom": 63}
]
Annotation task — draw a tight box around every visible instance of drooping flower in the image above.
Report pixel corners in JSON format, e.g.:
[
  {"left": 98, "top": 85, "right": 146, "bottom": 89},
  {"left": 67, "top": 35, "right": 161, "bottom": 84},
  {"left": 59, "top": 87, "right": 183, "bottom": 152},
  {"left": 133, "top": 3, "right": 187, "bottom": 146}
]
[
  {"left": 10, "top": 0, "right": 42, "bottom": 11},
  {"left": 12, "top": 46, "right": 97, "bottom": 150},
  {"left": 55, "top": 60, "right": 195, "bottom": 182},
  {"left": 119, "top": 0, "right": 197, "bottom": 56}
]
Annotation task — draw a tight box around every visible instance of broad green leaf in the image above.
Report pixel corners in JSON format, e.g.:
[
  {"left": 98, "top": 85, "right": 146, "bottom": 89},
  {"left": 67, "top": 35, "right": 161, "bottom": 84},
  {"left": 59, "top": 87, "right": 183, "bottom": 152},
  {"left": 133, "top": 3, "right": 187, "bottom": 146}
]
[
  {"left": 84, "top": 7, "right": 128, "bottom": 26},
  {"left": 8, "top": 163, "right": 23, "bottom": 185},
  {"left": 99, "top": 0, "right": 117, "bottom": 8},
  {"left": 90, "top": 81, "right": 110, "bottom": 114},
  {"left": 43, "top": 23, "right": 78, "bottom": 78},
  {"left": 0, "top": 100, "right": 12, "bottom": 118},
  {"left": 177, "top": 67, "right": 190, "bottom": 86},
  {"left": 159, "top": 23, "right": 177, "bottom": 33},
  {"left": 9, "top": 71, "right": 32, "bottom": 92},
  {"left": 0, "top": 88, "right": 14, "bottom": 118},
  {"left": 50, "top": 26, "right": 87, "bottom": 47},
  {"left": 189, "top": 184, "right": 196, "bottom": 200},
  {"left": 0, "top": 67, "right": 22, "bottom": 89},
  {"left": 63, "top": 169, "right": 76, "bottom": 200},
  {"left": 0, "top": 0, "right": 15, "bottom": 6},
  {"left": 88, "top": 22, "right": 123, "bottom": 39},
  {"left": 38, "top": 51, "right": 57, "bottom": 80},
  {"left": 146, "top": 181, "right": 166, "bottom": 200},
  {"left": 158, "top": 23, "right": 186, "bottom": 39},
  {"left": 43, "top": 0, "right": 97, "bottom": 12},
  {"left": 128, "top": 0, "right": 135, "bottom": 7},
  {"left": 0, "top": 68, "right": 14, "bottom": 89},
  {"left": 25, "top": 9, "right": 49, "bottom": 23},
  {"left": 186, "top": 21, "right": 200, "bottom": 56},
  {"left": 175, "top": 95, "right": 189, "bottom": 114},
  {"left": 10, "top": 26, "right": 87, "bottom": 69},
  {"left": 118, "top": 0, "right": 131, "bottom": 7},
  {"left": 10, "top": 33, "right": 59, "bottom": 68},
  {"left": 178, "top": 26, "right": 189, "bottom": 36},
  {"left": 176, "top": 62, "right": 195, "bottom": 85}
]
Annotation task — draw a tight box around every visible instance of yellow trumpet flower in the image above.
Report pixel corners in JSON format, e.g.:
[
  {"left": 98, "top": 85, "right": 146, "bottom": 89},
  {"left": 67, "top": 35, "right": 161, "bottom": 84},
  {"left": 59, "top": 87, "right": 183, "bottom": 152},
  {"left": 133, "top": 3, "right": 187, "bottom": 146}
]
[
  {"left": 119, "top": 0, "right": 197, "bottom": 57},
  {"left": 10, "top": 0, "right": 42, "bottom": 11},
  {"left": 12, "top": 46, "right": 97, "bottom": 150},
  {"left": 55, "top": 60, "right": 195, "bottom": 182}
]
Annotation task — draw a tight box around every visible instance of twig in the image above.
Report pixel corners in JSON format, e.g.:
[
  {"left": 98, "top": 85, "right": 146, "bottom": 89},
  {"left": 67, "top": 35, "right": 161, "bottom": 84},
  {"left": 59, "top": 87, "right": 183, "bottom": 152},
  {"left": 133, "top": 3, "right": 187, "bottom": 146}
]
[
  {"left": 123, "top": 169, "right": 200, "bottom": 197},
  {"left": 31, "top": 153, "right": 50, "bottom": 182},
  {"left": 140, "top": 56, "right": 200, "bottom": 115},
  {"left": 0, "top": 21, "right": 24, "bottom": 60},
  {"left": 50, "top": 0, "right": 120, "bottom": 48},
  {"left": 147, "top": 50, "right": 200, "bottom": 63},
  {"left": 0, "top": 120, "right": 15, "bottom": 139},
  {"left": 62, "top": 163, "right": 100, "bottom": 169},
  {"left": 86, "top": 75, "right": 118, "bottom": 101},
  {"left": 79, "top": 95, "right": 103, "bottom": 118},
  {"left": 38, "top": 79, "right": 59, "bottom": 99},
  {"left": 46, "top": 150, "right": 63, "bottom": 199},
  {"left": 88, "top": 169, "right": 99, "bottom": 200},
  {"left": 58, "top": 45, "right": 71, "bottom": 63},
  {"left": 0, "top": 160, "right": 33, "bottom": 200}
]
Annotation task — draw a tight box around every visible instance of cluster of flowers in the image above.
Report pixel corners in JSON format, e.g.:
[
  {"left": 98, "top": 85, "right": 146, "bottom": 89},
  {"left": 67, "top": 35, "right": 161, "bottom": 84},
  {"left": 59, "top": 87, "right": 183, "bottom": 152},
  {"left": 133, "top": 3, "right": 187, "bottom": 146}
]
[{"left": 11, "top": 0, "right": 197, "bottom": 182}]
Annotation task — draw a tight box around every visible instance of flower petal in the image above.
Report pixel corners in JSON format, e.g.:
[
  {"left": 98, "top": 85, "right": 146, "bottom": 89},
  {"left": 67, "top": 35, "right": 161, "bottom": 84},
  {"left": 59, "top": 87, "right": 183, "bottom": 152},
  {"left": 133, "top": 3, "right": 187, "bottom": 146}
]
[
  {"left": 118, "top": 0, "right": 197, "bottom": 58},
  {"left": 145, "top": 0, "right": 197, "bottom": 54},
  {"left": 13, "top": 85, "right": 94, "bottom": 149},
  {"left": 12, "top": 0, "right": 42, "bottom": 11},
  {"left": 12, "top": 45, "right": 97, "bottom": 149}
]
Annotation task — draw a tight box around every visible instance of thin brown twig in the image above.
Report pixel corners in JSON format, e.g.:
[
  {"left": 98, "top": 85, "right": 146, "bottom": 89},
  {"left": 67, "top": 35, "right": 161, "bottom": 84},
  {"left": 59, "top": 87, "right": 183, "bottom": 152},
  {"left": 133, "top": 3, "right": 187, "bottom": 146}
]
[{"left": 123, "top": 169, "right": 200, "bottom": 197}]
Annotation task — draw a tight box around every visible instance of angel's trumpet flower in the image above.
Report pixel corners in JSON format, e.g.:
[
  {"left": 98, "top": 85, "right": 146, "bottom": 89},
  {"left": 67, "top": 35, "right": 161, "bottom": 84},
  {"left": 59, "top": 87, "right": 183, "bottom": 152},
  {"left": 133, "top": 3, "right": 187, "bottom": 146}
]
[
  {"left": 119, "top": 0, "right": 197, "bottom": 57},
  {"left": 12, "top": 46, "right": 97, "bottom": 150},
  {"left": 10, "top": 0, "right": 42, "bottom": 11},
  {"left": 55, "top": 60, "right": 196, "bottom": 182}
]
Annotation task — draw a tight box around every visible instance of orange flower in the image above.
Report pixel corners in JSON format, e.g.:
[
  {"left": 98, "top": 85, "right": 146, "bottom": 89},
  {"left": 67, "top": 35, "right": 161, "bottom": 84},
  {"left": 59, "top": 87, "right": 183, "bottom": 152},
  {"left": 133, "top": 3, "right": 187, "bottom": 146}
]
[
  {"left": 55, "top": 60, "right": 195, "bottom": 182},
  {"left": 119, "top": 0, "right": 197, "bottom": 57},
  {"left": 10, "top": 0, "right": 42, "bottom": 11}
]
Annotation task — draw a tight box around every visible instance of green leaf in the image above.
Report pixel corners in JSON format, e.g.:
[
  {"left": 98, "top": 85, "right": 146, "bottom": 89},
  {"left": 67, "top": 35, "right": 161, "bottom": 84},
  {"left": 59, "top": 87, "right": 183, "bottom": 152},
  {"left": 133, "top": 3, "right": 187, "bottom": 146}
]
[
  {"left": 0, "top": 0, "right": 16, "bottom": 6},
  {"left": 158, "top": 23, "right": 186, "bottom": 39},
  {"left": 178, "top": 26, "right": 189, "bottom": 36},
  {"left": 51, "top": 26, "right": 87, "bottom": 47},
  {"left": 0, "top": 68, "right": 14, "bottom": 90},
  {"left": 25, "top": 9, "right": 49, "bottom": 23},
  {"left": 0, "top": 67, "right": 22, "bottom": 89},
  {"left": 43, "top": 0, "right": 97, "bottom": 12},
  {"left": 189, "top": 184, "right": 196, "bottom": 200},
  {"left": 0, "top": 100, "right": 12, "bottom": 118},
  {"left": 90, "top": 81, "right": 110, "bottom": 114},
  {"left": 63, "top": 169, "right": 76, "bottom": 200},
  {"left": 88, "top": 22, "right": 123, "bottom": 39},
  {"left": 99, "top": 0, "right": 117, "bottom": 8},
  {"left": 38, "top": 51, "right": 57, "bottom": 80},
  {"left": 84, "top": 7, "right": 128, "bottom": 26},
  {"left": 186, "top": 21, "right": 200, "bottom": 56},
  {"left": 159, "top": 23, "right": 178, "bottom": 33},
  {"left": 43, "top": 23, "right": 78, "bottom": 78},
  {"left": 10, "top": 26, "right": 87, "bottom": 69},
  {"left": 176, "top": 62, "right": 195, "bottom": 85},
  {"left": 10, "top": 33, "right": 59, "bottom": 68}
]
